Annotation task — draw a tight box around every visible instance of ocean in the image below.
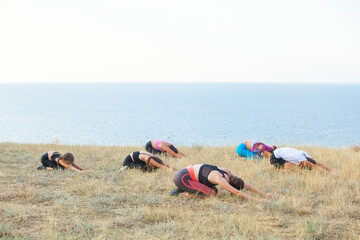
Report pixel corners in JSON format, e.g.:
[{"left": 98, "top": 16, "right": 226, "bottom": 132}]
[{"left": 0, "top": 83, "right": 359, "bottom": 147}]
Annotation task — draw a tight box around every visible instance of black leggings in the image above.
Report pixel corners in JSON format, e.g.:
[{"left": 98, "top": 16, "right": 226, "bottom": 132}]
[
  {"left": 145, "top": 141, "right": 179, "bottom": 155},
  {"left": 173, "top": 168, "right": 217, "bottom": 198}
]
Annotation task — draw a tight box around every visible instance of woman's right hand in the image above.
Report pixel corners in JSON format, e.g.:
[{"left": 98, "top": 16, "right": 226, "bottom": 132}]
[{"left": 265, "top": 193, "right": 275, "bottom": 198}]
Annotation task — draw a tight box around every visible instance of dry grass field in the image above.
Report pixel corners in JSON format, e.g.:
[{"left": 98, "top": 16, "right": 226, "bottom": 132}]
[{"left": 0, "top": 142, "right": 359, "bottom": 239}]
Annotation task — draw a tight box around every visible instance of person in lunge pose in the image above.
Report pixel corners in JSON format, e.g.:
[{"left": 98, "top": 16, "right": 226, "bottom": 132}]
[
  {"left": 270, "top": 147, "right": 332, "bottom": 171},
  {"left": 171, "top": 164, "right": 274, "bottom": 201},
  {"left": 122, "top": 151, "right": 177, "bottom": 171},
  {"left": 236, "top": 140, "right": 276, "bottom": 159},
  {"left": 37, "top": 151, "right": 86, "bottom": 172},
  {"left": 145, "top": 140, "right": 187, "bottom": 158}
]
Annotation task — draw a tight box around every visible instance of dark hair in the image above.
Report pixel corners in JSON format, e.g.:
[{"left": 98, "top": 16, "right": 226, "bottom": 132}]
[
  {"left": 146, "top": 156, "right": 164, "bottom": 169},
  {"left": 305, "top": 156, "right": 317, "bottom": 165},
  {"left": 270, "top": 146, "right": 277, "bottom": 153},
  {"left": 60, "top": 153, "right": 74, "bottom": 163},
  {"left": 229, "top": 176, "right": 244, "bottom": 190}
]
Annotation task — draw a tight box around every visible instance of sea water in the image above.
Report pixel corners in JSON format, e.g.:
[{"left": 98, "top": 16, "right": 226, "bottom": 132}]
[{"left": 0, "top": 83, "right": 359, "bottom": 147}]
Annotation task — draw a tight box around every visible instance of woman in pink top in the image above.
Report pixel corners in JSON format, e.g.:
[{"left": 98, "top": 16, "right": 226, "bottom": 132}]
[{"left": 145, "top": 140, "right": 187, "bottom": 158}]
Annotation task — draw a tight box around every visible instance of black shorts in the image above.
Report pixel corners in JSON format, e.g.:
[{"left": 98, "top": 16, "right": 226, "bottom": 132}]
[
  {"left": 123, "top": 154, "right": 148, "bottom": 171},
  {"left": 270, "top": 153, "right": 287, "bottom": 169},
  {"left": 40, "top": 153, "right": 64, "bottom": 169},
  {"left": 145, "top": 141, "right": 161, "bottom": 154},
  {"left": 145, "top": 141, "right": 179, "bottom": 155}
]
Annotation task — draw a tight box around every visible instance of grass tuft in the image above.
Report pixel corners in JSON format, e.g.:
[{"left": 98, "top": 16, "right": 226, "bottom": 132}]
[{"left": 351, "top": 145, "right": 360, "bottom": 152}]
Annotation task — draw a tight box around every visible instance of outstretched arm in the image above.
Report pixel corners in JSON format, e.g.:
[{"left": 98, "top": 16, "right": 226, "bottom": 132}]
[
  {"left": 300, "top": 160, "right": 332, "bottom": 172},
  {"left": 244, "top": 182, "right": 273, "bottom": 198},
  {"left": 162, "top": 162, "right": 178, "bottom": 171},
  {"left": 216, "top": 178, "right": 255, "bottom": 200},
  {"left": 141, "top": 155, "right": 176, "bottom": 170},
  {"left": 215, "top": 176, "right": 270, "bottom": 202},
  {"left": 178, "top": 151, "right": 187, "bottom": 157},
  {"left": 59, "top": 160, "right": 82, "bottom": 172},
  {"left": 160, "top": 144, "right": 182, "bottom": 158},
  {"left": 209, "top": 172, "right": 271, "bottom": 202},
  {"left": 72, "top": 163, "right": 86, "bottom": 171},
  {"left": 316, "top": 162, "right": 332, "bottom": 171},
  {"left": 148, "top": 158, "right": 171, "bottom": 170}
]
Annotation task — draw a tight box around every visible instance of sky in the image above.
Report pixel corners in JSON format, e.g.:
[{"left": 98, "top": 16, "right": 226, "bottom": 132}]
[{"left": 0, "top": 0, "right": 359, "bottom": 83}]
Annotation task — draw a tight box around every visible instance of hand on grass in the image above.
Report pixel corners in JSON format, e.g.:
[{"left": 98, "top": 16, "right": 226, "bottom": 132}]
[{"left": 265, "top": 193, "right": 276, "bottom": 199}]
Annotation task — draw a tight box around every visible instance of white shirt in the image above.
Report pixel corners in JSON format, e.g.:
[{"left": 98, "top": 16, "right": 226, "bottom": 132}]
[{"left": 273, "top": 147, "right": 311, "bottom": 165}]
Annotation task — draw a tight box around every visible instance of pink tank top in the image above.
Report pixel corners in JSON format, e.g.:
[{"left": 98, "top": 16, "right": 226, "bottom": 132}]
[{"left": 154, "top": 140, "right": 170, "bottom": 151}]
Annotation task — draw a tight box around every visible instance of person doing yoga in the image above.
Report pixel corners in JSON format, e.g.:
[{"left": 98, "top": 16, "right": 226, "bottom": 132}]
[
  {"left": 145, "top": 140, "right": 187, "bottom": 158},
  {"left": 236, "top": 140, "right": 276, "bottom": 159},
  {"left": 37, "top": 151, "right": 86, "bottom": 172},
  {"left": 270, "top": 147, "right": 332, "bottom": 171},
  {"left": 122, "top": 151, "right": 177, "bottom": 171},
  {"left": 171, "top": 164, "right": 273, "bottom": 201}
]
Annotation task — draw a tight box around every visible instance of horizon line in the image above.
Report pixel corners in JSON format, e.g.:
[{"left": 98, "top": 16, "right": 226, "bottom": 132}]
[{"left": 1, "top": 81, "right": 359, "bottom": 84}]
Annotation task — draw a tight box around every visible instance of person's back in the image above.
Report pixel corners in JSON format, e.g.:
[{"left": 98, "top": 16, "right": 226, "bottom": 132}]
[
  {"left": 274, "top": 147, "right": 309, "bottom": 163},
  {"left": 198, "top": 164, "right": 228, "bottom": 188}
]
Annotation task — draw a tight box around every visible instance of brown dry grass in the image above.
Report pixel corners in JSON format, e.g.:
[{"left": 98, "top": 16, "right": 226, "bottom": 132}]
[
  {"left": 0, "top": 142, "right": 359, "bottom": 239},
  {"left": 351, "top": 145, "right": 360, "bottom": 153}
]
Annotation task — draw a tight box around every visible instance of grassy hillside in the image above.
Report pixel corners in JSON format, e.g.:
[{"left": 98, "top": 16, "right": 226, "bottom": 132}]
[{"left": 0, "top": 143, "right": 359, "bottom": 239}]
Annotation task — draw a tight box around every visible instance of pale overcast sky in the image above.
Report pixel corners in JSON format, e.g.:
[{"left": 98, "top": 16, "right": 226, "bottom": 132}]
[{"left": 0, "top": 0, "right": 359, "bottom": 83}]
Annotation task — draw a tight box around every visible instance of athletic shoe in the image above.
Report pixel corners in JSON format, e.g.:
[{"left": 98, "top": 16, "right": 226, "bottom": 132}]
[
  {"left": 169, "top": 188, "right": 183, "bottom": 196},
  {"left": 119, "top": 166, "right": 129, "bottom": 172},
  {"left": 37, "top": 165, "right": 46, "bottom": 170}
]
